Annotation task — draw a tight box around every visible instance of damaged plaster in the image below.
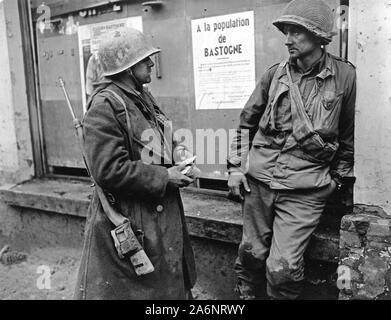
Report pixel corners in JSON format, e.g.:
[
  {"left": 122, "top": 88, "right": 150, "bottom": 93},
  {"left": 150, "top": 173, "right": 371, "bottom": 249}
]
[
  {"left": 0, "top": 0, "right": 34, "bottom": 185},
  {"left": 349, "top": 0, "right": 391, "bottom": 215}
]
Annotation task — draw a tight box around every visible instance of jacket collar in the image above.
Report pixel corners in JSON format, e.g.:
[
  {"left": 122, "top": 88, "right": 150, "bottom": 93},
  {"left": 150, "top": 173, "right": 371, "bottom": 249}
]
[
  {"left": 102, "top": 71, "right": 145, "bottom": 99},
  {"left": 103, "top": 72, "right": 161, "bottom": 116},
  {"left": 315, "top": 53, "right": 335, "bottom": 80},
  {"left": 278, "top": 51, "right": 335, "bottom": 81},
  {"left": 290, "top": 50, "right": 326, "bottom": 75}
]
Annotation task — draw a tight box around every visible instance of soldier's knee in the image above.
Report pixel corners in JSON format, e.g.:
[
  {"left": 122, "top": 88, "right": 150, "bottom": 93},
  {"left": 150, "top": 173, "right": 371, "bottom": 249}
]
[
  {"left": 266, "top": 256, "right": 305, "bottom": 285},
  {"left": 238, "top": 242, "right": 267, "bottom": 270}
]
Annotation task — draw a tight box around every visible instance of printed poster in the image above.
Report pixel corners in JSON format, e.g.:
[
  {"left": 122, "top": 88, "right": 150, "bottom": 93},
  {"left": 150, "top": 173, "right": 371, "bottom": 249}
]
[
  {"left": 78, "top": 17, "right": 143, "bottom": 112},
  {"left": 191, "top": 11, "right": 255, "bottom": 110}
]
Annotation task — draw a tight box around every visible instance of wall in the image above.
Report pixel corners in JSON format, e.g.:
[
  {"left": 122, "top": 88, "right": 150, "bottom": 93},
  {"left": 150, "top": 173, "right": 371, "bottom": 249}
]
[
  {"left": 0, "top": 0, "right": 34, "bottom": 185},
  {"left": 0, "top": 0, "right": 19, "bottom": 182},
  {"left": 349, "top": 0, "right": 391, "bottom": 215}
]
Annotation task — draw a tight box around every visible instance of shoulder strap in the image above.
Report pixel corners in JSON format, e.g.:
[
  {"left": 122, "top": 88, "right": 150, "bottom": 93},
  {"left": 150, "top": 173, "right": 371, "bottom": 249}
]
[
  {"left": 80, "top": 93, "right": 129, "bottom": 227},
  {"left": 100, "top": 88, "right": 138, "bottom": 160},
  {"left": 105, "top": 89, "right": 131, "bottom": 131},
  {"left": 268, "top": 61, "right": 288, "bottom": 100},
  {"left": 285, "top": 64, "right": 316, "bottom": 142},
  {"left": 329, "top": 53, "right": 356, "bottom": 69},
  {"left": 98, "top": 88, "right": 144, "bottom": 231}
]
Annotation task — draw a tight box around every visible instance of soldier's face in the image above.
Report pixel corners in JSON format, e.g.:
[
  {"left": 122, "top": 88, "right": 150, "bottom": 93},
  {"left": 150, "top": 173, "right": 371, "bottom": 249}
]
[
  {"left": 131, "top": 57, "right": 155, "bottom": 84},
  {"left": 283, "top": 24, "right": 321, "bottom": 60}
]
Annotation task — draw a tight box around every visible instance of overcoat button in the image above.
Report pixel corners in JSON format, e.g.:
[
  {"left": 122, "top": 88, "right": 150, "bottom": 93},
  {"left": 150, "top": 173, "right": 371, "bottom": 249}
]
[{"left": 156, "top": 205, "right": 164, "bottom": 213}]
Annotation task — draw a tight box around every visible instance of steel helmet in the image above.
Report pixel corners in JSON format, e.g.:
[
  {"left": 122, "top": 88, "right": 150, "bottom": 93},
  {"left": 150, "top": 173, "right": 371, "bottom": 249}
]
[
  {"left": 273, "top": 0, "right": 337, "bottom": 44},
  {"left": 98, "top": 27, "right": 161, "bottom": 77}
]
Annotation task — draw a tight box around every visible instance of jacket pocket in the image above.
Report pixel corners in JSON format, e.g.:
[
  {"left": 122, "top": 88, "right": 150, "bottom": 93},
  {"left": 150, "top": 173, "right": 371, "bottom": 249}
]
[
  {"left": 321, "top": 91, "right": 343, "bottom": 111},
  {"left": 312, "top": 90, "right": 344, "bottom": 137}
]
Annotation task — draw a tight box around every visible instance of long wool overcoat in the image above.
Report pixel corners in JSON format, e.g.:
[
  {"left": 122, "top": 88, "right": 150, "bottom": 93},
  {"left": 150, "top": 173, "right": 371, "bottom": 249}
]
[{"left": 74, "top": 72, "right": 197, "bottom": 300}]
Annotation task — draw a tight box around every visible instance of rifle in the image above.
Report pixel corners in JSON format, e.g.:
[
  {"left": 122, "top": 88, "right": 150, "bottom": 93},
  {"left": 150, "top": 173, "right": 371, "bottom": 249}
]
[{"left": 58, "top": 77, "right": 154, "bottom": 276}]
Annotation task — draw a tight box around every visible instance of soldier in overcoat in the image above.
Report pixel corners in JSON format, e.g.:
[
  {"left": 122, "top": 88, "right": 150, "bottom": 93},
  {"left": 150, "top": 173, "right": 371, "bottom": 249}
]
[{"left": 74, "top": 27, "right": 197, "bottom": 300}]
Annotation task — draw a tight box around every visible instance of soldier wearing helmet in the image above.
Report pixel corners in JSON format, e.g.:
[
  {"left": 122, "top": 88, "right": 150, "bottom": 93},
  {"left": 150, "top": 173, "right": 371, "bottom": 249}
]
[
  {"left": 74, "top": 27, "right": 197, "bottom": 300},
  {"left": 228, "top": 0, "right": 356, "bottom": 300}
]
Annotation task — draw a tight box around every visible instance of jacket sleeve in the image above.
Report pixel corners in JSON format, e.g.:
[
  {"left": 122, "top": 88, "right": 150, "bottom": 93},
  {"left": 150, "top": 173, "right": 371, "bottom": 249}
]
[
  {"left": 83, "top": 96, "right": 169, "bottom": 198},
  {"left": 330, "top": 67, "right": 357, "bottom": 185},
  {"left": 227, "top": 67, "right": 275, "bottom": 173}
]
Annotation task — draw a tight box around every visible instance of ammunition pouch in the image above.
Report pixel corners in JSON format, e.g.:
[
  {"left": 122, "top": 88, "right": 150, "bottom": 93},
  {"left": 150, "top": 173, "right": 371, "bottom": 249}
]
[
  {"left": 111, "top": 220, "right": 143, "bottom": 259},
  {"left": 294, "top": 131, "right": 339, "bottom": 163},
  {"left": 111, "top": 219, "right": 154, "bottom": 276}
]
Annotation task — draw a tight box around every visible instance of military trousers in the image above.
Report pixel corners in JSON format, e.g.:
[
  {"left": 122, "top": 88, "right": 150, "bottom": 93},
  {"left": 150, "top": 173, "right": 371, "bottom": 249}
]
[{"left": 235, "top": 175, "right": 335, "bottom": 300}]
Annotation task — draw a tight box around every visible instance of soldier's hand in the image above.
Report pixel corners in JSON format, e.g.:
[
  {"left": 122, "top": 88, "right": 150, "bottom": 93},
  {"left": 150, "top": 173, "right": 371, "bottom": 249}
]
[
  {"left": 168, "top": 164, "right": 194, "bottom": 188},
  {"left": 228, "top": 172, "right": 251, "bottom": 201},
  {"left": 184, "top": 165, "right": 202, "bottom": 179}
]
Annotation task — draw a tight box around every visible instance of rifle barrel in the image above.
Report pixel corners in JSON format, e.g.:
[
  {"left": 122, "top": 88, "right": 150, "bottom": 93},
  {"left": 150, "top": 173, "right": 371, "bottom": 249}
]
[{"left": 58, "top": 77, "right": 77, "bottom": 121}]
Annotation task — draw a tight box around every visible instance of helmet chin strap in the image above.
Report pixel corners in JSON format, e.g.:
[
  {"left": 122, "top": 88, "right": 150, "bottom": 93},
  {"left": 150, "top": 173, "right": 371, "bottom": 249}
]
[{"left": 127, "top": 68, "right": 143, "bottom": 90}]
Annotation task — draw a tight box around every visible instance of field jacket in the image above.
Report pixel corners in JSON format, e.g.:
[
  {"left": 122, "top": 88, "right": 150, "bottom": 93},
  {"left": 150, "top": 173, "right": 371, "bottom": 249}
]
[{"left": 228, "top": 52, "right": 356, "bottom": 190}]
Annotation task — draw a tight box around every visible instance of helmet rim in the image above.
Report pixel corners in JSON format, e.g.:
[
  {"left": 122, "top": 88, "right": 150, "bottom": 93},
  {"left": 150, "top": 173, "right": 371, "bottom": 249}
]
[
  {"left": 98, "top": 27, "right": 161, "bottom": 77},
  {"left": 273, "top": 0, "right": 337, "bottom": 45},
  {"left": 101, "top": 47, "right": 161, "bottom": 77},
  {"left": 273, "top": 15, "right": 338, "bottom": 45}
]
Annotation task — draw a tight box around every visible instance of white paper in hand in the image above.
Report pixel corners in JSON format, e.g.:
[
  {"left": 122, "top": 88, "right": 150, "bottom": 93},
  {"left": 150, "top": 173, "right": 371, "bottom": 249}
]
[{"left": 179, "top": 156, "right": 197, "bottom": 175}]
